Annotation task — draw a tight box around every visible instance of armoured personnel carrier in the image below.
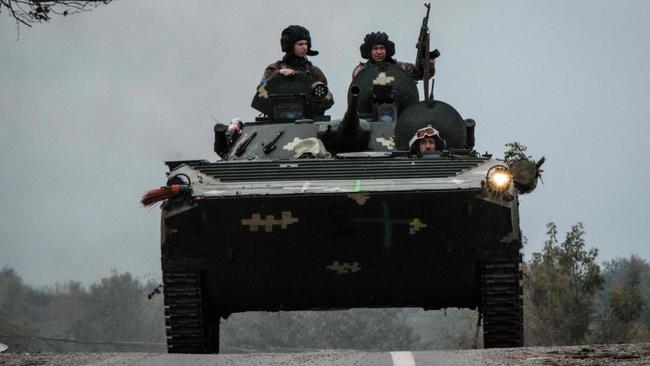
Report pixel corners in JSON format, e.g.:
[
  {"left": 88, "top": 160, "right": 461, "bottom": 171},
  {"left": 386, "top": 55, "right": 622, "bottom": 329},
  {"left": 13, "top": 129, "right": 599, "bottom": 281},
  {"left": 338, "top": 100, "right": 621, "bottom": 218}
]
[{"left": 144, "top": 60, "right": 540, "bottom": 353}]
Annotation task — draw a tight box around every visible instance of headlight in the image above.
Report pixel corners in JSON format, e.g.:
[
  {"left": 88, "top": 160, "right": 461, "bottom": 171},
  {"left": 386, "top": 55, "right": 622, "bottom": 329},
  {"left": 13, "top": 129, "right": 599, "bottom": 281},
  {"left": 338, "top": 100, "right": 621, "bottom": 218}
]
[{"left": 486, "top": 165, "right": 512, "bottom": 192}]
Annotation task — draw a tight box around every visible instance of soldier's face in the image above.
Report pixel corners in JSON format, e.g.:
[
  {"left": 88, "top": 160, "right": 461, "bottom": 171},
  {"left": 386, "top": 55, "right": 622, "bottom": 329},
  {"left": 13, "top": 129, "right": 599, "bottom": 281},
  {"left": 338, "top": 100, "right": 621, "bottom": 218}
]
[
  {"left": 293, "top": 40, "right": 309, "bottom": 57},
  {"left": 419, "top": 137, "right": 436, "bottom": 153},
  {"left": 371, "top": 44, "right": 387, "bottom": 62}
]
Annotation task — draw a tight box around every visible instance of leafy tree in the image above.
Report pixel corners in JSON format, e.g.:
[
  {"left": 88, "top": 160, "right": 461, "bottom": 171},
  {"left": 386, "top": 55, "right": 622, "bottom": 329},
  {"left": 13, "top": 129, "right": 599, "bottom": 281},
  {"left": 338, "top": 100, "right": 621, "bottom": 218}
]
[
  {"left": 597, "top": 255, "right": 650, "bottom": 343},
  {"left": 504, "top": 142, "right": 535, "bottom": 165},
  {"left": 0, "top": 0, "right": 112, "bottom": 27},
  {"left": 69, "top": 270, "right": 164, "bottom": 351},
  {"left": 0, "top": 267, "right": 27, "bottom": 321},
  {"left": 524, "top": 222, "right": 603, "bottom": 346},
  {"left": 221, "top": 308, "right": 421, "bottom": 352},
  {"left": 0, "top": 267, "right": 34, "bottom": 350},
  {"left": 1, "top": 268, "right": 165, "bottom": 352}
]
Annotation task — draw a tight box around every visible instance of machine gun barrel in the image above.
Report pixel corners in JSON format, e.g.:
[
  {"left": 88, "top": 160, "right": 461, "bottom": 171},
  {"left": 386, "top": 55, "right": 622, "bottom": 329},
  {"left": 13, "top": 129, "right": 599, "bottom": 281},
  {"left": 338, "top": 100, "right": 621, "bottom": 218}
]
[
  {"left": 416, "top": 3, "right": 432, "bottom": 100},
  {"left": 337, "top": 84, "right": 361, "bottom": 138},
  {"left": 415, "top": 3, "right": 431, "bottom": 69}
]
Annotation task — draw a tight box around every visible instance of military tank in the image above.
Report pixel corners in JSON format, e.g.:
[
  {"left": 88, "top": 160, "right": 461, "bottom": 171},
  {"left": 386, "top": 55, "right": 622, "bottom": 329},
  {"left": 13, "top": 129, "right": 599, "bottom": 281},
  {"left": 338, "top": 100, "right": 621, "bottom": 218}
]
[{"left": 144, "top": 61, "right": 540, "bottom": 353}]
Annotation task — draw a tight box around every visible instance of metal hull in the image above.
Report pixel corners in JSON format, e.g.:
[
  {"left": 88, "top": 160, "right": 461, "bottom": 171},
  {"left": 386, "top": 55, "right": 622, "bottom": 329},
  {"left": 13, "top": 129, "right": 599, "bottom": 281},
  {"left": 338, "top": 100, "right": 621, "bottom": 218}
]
[
  {"left": 159, "top": 158, "right": 523, "bottom": 352},
  {"left": 162, "top": 189, "right": 519, "bottom": 311}
]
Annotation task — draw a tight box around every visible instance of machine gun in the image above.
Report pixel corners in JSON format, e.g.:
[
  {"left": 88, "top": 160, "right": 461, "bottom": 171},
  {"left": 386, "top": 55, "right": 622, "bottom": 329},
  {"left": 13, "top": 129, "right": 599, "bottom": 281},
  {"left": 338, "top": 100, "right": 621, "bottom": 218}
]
[{"left": 415, "top": 3, "right": 440, "bottom": 100}]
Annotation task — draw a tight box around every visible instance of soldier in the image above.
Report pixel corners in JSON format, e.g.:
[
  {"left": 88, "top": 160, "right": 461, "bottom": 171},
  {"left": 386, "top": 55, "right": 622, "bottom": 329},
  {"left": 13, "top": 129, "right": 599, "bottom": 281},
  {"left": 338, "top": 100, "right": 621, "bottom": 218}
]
[
  {"left": 408, "top": 125, "right": 446, "bottom": 157},
  {"left": 352, "top": 32, "right": 435, "bottom": 80},
  {"left": 257, "top": 25, "right": 333, "bottom": 108}
]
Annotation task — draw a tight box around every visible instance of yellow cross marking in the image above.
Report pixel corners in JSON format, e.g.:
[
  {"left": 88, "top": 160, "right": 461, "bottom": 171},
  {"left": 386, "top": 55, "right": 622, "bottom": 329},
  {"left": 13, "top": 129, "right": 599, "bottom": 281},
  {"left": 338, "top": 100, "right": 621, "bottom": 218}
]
[
  {"left": 372, "top": 72, "right": 395, "bottom": 85},
  {"left": 326, "top": 261, "right": 361, "bottom": 274},
  {"left": 409, "top": 218, "right": 428, "bottom": 234},
  {"left": 241, "top": 211, "right": 299, "bottom": 232},
  {"left": 279, "top": 211, "right": 299, "bottom": 228},
  {"left": 347, "top": 193, "right": 370, "bottom": 206}
]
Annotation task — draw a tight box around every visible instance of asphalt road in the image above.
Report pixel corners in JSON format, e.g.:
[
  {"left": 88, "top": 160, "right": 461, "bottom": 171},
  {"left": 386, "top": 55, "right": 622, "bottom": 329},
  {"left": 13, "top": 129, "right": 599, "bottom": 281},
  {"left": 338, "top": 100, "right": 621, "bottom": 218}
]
[{"left": 2, "top": 344, "right": 650, "bottom": 366}]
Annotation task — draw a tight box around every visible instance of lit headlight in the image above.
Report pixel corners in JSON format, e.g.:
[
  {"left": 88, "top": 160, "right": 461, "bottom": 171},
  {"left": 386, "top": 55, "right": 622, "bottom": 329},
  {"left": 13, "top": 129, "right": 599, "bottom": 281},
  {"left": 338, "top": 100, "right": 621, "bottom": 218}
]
[{"left": 486, "top": 165, "right": 512, "bottom": 192}]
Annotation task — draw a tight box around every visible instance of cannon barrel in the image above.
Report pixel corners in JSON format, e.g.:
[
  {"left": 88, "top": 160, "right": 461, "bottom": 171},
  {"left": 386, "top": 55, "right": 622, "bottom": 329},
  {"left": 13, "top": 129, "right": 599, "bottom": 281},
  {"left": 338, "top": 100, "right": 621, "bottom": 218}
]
[{"left": 337, "top": 85, "right": 361, "bottom": 138}]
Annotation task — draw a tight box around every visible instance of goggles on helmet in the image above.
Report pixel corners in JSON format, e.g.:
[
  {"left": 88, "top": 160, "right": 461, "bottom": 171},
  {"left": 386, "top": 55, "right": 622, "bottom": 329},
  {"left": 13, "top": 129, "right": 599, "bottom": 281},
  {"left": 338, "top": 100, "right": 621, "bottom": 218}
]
[
  {"left": 408, "top": 125, "right": 441, "bottom": 150},
  {"left": 415, "top": 126, "right": 439, "bottom": 138}
]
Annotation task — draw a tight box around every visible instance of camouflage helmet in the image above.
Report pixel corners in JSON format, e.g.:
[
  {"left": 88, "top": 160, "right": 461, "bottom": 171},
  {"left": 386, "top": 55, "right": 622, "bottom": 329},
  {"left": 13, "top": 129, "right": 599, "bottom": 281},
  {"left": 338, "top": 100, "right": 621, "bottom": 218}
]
[
  {"left": 281, "top": 25, "right": 319, "bottom": 56},
  {"left": 360, "top": 31, "right": 396, "bottom": 60}
]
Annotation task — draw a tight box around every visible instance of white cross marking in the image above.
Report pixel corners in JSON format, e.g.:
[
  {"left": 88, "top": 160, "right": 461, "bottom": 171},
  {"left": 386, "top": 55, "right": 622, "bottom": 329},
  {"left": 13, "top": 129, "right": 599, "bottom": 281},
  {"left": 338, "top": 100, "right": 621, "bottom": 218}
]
[
  {"left": 373, "top": 72, "right": 395, "bottom": 85},
  {"left": 283, "top": 137, "right": 303, "bottom": 151},
  {"left": 376, "top": 137, "right": 395, "bottom": 150}
]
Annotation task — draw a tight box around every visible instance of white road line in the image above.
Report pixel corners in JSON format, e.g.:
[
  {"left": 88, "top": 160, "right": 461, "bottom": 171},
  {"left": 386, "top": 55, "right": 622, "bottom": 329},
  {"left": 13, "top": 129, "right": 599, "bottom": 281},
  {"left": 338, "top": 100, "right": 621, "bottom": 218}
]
[{"left": 390, "top": 351, "right": 415, "bottom": 366}]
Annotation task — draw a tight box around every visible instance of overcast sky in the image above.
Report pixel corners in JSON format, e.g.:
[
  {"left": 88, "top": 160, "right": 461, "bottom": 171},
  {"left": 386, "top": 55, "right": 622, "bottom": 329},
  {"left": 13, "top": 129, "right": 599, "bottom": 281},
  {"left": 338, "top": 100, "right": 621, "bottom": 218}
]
[{"left": 1, "top": 0, "right": 649, "bottom": 286}]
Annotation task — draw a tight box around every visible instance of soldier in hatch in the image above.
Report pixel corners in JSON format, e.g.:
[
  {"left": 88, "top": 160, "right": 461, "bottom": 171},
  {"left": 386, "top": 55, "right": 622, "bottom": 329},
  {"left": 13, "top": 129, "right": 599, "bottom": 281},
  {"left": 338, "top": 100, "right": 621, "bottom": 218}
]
[
  {"left": 408, "top": 125, "right": 446, "bottom": 158},
  {"left": 257, "top": 25, "right": 333, "bottom": 109},
  {"left": 352, "top": 32, "right": 436, "bottom": 79}
]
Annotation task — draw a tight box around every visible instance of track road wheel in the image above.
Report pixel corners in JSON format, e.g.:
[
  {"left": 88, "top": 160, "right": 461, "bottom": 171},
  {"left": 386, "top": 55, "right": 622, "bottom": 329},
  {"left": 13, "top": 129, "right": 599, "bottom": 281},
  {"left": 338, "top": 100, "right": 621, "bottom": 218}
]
[{"left": 481, "top": 258, "right": 523, "bottom": 348}]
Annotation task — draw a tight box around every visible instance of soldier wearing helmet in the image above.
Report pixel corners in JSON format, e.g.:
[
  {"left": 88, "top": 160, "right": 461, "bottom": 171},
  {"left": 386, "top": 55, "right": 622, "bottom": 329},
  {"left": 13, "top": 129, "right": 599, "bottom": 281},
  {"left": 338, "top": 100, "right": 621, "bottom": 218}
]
[
  {"left": 258, "top": 25, "right": 333, "bottom": 109},
  {"left": 352, "top": 32, "right": 435, "bottom": 80},
  {"left": 409, "top": 125, "right": 446, "bottom": 157}
]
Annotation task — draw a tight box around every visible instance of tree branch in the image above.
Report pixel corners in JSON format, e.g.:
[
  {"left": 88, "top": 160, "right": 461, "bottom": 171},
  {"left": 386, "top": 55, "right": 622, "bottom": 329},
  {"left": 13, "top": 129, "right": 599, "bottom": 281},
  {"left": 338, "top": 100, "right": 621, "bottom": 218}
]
[{"left": 1, "top": 0, "right": 113, "bottom": 30}]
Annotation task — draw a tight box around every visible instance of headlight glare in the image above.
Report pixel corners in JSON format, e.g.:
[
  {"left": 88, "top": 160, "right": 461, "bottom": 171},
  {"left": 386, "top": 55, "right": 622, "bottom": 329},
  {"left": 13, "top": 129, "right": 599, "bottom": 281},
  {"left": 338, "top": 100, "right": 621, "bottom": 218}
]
[{"left": 486, "top": 165, "right": 512, "bottom": 192}]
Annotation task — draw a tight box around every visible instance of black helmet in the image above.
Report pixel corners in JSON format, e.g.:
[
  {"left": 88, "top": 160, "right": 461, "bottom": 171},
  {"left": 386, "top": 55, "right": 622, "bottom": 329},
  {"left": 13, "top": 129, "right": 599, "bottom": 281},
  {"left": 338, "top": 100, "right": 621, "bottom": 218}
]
[
  {"left": 281, "top": 25, "right": 319, "bottom": 56},
  {"left": 360, "top": 32, "right": 395, "bottom": 60}
]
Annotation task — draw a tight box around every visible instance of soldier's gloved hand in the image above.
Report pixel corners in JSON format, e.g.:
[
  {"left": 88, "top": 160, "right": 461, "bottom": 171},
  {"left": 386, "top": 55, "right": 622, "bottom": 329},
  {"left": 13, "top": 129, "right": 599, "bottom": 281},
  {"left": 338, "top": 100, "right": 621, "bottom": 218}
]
[{"left": 279, "top": 68, "right": 296, "bottom": 77}]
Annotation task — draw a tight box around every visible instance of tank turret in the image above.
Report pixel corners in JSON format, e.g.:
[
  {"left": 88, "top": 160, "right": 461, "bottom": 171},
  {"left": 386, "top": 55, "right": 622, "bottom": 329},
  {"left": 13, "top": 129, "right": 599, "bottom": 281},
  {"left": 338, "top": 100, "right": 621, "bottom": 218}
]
[
  {"left": 251, "top": 72, "right": 332, "bottom": 122},
  {"left": 395, "top": 100, "right": 471, "bottom": 151},
  {"left": 351, "top": 62, "right": 419, "bottom": 122}
]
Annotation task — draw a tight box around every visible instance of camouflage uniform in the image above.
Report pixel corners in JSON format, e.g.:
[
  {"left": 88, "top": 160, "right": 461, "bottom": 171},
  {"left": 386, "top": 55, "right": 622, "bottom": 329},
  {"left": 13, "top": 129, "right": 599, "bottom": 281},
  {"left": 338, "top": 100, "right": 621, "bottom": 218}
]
[
  {"left": 259, "top": 55, "right": 328, "bottom": 86},
  {"left": 352, "top": 59, "right": 435, "bottom": 80},
  {"left": 353, "top": 32, "right": 435, "bottom": 81}
]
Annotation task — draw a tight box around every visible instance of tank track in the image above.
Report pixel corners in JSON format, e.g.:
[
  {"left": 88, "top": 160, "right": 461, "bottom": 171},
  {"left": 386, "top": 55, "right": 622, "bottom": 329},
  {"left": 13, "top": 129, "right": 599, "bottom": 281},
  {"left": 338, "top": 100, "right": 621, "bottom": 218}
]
[
  {"left": 163, "top": 271, "right": 218, "bottom": 353},
  {"left": 481, "top": 258, "right": 524, "bottom": 348}
]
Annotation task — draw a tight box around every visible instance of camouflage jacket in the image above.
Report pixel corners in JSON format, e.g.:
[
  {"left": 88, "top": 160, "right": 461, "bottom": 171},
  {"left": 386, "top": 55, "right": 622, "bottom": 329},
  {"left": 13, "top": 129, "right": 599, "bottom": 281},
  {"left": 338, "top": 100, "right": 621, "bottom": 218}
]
[
  {"left": 260, "top": 59, "right": 328, "bottom": 85},
  {"left": 352, "top": 59, "right": 435, "bottom": 80}
]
